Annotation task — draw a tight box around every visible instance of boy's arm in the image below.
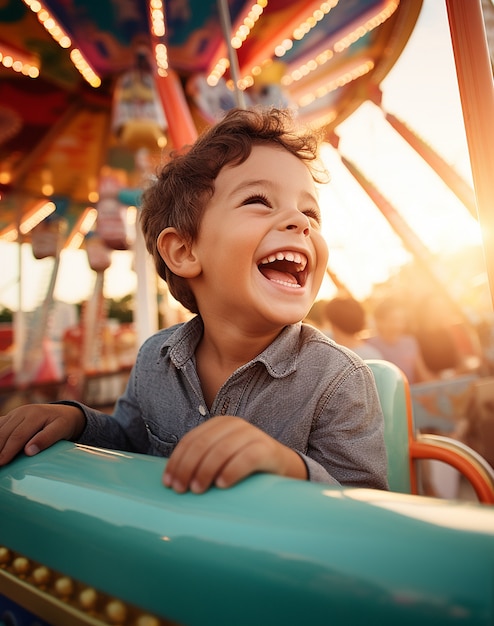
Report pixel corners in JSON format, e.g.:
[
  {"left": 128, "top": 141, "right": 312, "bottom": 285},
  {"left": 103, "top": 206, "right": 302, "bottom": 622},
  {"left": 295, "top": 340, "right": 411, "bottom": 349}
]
[
  {"left": 304, "top": 363, "right": 389, "bottom": 490},
  {"left": 163, "top": 415, "right": 308, "bottom": 494},
  {"left": 0, "top": 403, "right": 86, "bottom": 466},
  {"left": 59, "top": 359, "right": 153, "bottom": 454}
]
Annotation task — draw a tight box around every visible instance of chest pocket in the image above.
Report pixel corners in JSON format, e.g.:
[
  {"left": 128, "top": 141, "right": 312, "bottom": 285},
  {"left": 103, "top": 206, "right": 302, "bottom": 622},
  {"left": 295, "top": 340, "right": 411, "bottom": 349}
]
[{"left": 145, "top": 423, "right": 179, "bottom": 457}]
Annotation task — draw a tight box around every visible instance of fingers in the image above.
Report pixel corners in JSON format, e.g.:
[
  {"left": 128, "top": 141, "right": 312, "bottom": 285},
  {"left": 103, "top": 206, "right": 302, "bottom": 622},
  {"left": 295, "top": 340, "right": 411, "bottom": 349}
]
[
  {"left": 23, "top": 416, "right": 76, "bottom": 457},
  {"left": 0, "top": 412, "right": 34, "bottom": 465},
  {"left": 0, "top": 404, "right": 85, "bottom": 466},
  {"left": 163, "top": 416, "right": 280, "bottom": 494},
  {"left": 163, "top": 415, "right": 241, "bottom": 493}
]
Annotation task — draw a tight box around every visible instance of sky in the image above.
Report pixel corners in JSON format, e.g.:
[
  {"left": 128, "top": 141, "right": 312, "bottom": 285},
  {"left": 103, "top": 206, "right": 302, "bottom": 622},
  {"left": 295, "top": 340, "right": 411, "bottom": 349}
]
[
  {"left": 316, "top": 0, "right": 483, "bottom": 302},
  {"left": 0, "top": 0, "right": 486, "bottom": 313}
]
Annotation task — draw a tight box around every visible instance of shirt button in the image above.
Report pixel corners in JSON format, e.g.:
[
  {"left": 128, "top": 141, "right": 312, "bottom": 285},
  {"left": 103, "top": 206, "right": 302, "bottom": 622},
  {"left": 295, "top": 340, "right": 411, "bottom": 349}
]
[{"left": 198, "top": 404, "right": 207, "bottom": 416}]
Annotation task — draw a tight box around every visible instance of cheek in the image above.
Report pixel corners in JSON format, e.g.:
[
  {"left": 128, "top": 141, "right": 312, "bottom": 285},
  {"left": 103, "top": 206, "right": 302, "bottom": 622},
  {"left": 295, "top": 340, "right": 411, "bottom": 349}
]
[{"left": 314, "top": 232, "right": 329, "bottom": 268}]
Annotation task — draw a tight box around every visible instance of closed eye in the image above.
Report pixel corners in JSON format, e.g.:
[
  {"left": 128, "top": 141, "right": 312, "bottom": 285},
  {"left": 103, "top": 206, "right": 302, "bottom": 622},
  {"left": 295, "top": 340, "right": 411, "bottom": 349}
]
[
  {"left": 242, "top": 193, "right": 271, "bottom": 207},
  {"left": 304, "top": 208, "right": 321, "bottom": 226}
]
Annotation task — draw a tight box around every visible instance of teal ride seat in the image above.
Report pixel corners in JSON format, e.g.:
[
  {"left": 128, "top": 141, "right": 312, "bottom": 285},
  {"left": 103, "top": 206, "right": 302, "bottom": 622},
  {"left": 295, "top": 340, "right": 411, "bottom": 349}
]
[
  {"left": 366, "top": 359, "right": 494, "bottom": 504},
  {"left": 1, "top": 440, "right": 494, "bottom": 626},
  {"left": 366, "top": 359, "right": 412, "bottom": 494},
  {"left": 0, "top": 360, "right": 494, "bottom": 626}
]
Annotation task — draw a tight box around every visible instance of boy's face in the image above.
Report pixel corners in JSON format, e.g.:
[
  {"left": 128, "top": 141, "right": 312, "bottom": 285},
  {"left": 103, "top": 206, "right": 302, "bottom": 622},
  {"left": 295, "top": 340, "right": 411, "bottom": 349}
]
[{"left": 189, "top": 144, "right": 329, "bottom": 332}]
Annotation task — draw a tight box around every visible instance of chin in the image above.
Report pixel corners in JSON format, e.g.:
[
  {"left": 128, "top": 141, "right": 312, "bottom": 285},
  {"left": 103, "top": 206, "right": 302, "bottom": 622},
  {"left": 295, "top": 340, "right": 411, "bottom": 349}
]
[{"left": 269, "top": 309, "right": 308, "bottom": 328}]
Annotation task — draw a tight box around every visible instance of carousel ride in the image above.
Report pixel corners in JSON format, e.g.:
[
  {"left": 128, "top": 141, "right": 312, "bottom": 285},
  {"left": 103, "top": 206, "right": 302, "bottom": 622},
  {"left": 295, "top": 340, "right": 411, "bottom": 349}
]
[
  {"left": 0, "top": 0, "right": 492, "bottom": 398},
  {"left": 0, "top": 0, "right": 492, "bottom": 388},
  {"left": 1, "top": 1, "right": 494, "bottom": 624},
  {"left": 0, "top": 0, "right": 431, "bottom": 395}
]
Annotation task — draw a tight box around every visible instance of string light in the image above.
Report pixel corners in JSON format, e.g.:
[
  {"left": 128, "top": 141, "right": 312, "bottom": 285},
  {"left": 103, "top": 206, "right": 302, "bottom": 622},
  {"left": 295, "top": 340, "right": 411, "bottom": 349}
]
[
  {"left": 231, "top": 0, "right": 267, "bottom": 49},
  {"left": 288, "top": 0, "right": 397, "bottom": 99},
  {"left": 291, "top": 1, "right": 338, "bottom": 42},
  {"left": 149, "top": 0, "right": 169, "bottom": 75},
  {"left": 0, "top": 43, "right": 39, "bottom": 78},
  {"left": 64, "top": 207, "right": 97, "bottom": 250},
  {"left": 0, "top": 201, "right": 57, "bottom": 241},
  {"left": 282, "top": 49, "right": 334, "bottom": 86},
  {"left": 150, "top": 0, "right": 165, "bottom": 37},
  {"left": 240, "top": 0, "right": 338, "bottom": 87},
  {"left": 334, "top": 0, "right": 399, "bottom": 53},
  {"left": 207, "top": 58, "right": 230, "bottom": 87},
  {"left": 21, "top": 0, "right": 101, "bottom": 87},
  {"left": 70, "top": 49, "right": 101, "bottom": 88},
  {"left": 207, "top": 0, "right": 267, "bottom": 85},
  {"left": 19, "top": 201, "right": 56, "bottom": 235},
  {"left": 154, "top": 43, "right": 169, "bottom": 77},
  {"left": 0, "top": 171, "right": 11, "bottom": 185},
  {"left": 210, "top": 0, "right": 398, "bottom": 104},
  {"left": 297, "top": 59, "right": 374, "bottom": 108}
]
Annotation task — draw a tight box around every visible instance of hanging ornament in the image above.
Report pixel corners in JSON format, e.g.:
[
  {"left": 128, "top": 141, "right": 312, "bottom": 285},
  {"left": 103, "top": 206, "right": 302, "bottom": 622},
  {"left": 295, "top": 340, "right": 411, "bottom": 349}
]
[
  {"left": 85, "top": 231, "right": 112, "bottom": 272},
  {"left": 95, "top": 172, "right": 129, "bottom": 250},
  {"left": 112, "top": 45, "right": 167, "bottom": 152},
  {"left": 248, "top": 61, "right": 291, "bottom": 109},
  {"left": 31, "top": 215, "right": 67, "bottom": 259},
  {"left": 186, "top": 74, "right": 238, "bottom": 125}
]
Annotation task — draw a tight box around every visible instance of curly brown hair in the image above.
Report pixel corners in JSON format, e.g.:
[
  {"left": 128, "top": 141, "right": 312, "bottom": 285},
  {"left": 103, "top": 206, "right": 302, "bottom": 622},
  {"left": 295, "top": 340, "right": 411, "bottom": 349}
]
[{"left": 139, "top": 106, "right": 328, "bottom": 313}]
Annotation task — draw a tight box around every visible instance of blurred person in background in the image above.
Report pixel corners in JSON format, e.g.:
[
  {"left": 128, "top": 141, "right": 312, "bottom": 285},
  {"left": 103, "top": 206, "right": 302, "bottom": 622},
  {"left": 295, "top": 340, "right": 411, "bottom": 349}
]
[
  {"left": 413, "top": 292, "right": 484, "bottom": 379},
  {"left": 325, "top": 296, "right": 383, "bottom": 361},
  {"left": 366, "top": 296, "right": 433, "bottom": 385}
]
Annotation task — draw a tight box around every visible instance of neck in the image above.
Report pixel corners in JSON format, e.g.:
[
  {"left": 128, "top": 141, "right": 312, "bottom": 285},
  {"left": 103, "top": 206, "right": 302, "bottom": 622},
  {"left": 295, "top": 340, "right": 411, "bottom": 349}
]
[
  {"left": 194, "top": 316, "right": 284, "bottom": 408},
  {"left": 199, "top": 319, "right": 282, "bottom": 369}
]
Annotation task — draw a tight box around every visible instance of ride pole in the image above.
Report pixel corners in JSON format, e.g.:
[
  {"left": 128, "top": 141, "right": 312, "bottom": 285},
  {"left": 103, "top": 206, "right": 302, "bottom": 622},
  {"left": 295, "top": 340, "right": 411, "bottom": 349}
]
[
  {"left": 445, "top": 0, "right": 494, "bottom": 310},
  {"left": 217, "top": 0, "right": 247, "bottom": 109}
]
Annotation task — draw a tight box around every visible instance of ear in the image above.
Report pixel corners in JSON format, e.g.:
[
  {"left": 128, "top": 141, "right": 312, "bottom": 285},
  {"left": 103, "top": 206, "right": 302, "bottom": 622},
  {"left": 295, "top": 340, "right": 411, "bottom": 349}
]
[{"left": 157, "top": 227, "right": 201, "bottom": 278}]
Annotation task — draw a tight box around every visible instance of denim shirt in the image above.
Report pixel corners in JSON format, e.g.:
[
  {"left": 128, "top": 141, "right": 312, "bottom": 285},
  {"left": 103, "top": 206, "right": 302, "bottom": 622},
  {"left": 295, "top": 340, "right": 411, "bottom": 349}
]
[{"left": 76, "top": 316, "right": 388, "bottom": 490}]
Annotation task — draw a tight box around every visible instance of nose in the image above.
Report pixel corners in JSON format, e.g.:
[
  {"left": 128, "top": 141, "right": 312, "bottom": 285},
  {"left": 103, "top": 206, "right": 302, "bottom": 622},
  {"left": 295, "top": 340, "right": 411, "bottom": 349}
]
[{"left": 283, "top": 210, "right": 310, "bottom": 237}]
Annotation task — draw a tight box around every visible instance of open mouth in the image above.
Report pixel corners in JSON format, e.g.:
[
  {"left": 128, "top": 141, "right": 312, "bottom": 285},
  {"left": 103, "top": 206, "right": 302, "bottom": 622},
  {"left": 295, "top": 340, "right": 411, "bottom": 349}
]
[{"left": 258, "top": 250, "right": 308, "bottom": 288}]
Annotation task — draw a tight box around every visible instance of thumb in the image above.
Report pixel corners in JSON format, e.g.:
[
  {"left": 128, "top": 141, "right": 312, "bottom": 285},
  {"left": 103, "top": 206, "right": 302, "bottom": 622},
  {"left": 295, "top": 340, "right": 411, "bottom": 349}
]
[
  {"left": 24, "top": 421, "right": 68, "bottom": 457},
  {"left": 24, "top": 442, "right": 41, "bottom": 456}
]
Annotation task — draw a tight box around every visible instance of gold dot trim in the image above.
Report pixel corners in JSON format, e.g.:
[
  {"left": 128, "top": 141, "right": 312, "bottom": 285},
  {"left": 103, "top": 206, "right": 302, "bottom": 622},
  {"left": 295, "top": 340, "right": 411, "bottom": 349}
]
[{"left": 0, "top": 545, "right": 180, "bottom": 625}]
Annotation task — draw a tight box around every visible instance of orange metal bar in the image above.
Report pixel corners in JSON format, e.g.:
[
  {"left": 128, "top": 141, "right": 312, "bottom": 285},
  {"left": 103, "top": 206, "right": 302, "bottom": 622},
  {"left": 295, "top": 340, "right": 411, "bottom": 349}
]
[
  {"left": 403, "top": 364, "right": 494, "bottom": 504},
  {"left": 445, "top": 0, "right": 494, "bottom": 309},
  {"left": 340, "top": 152, "right": 476, "bottom": 327},
  {"left": 401, "top": 371, "right": 419, "bottom": 494},
  {"left": 154, "top": 69, "right": 198, "bottom": 149},
  {"left": 383, "top": 111, "right": 478, "bottom": 220},
  {"left": 410, "top": 436, "right": 494, "bottom": 504},
  {"left": 340, "top": 154, "right": 436, "bottom": 265}
]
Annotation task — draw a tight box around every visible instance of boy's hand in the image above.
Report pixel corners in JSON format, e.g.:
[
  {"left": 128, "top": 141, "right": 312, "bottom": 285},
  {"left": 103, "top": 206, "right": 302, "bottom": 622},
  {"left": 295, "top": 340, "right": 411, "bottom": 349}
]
[
  {"left": 0, "top": 404, "right": 86, "bottom": 466},
  {"left": 163, "top": 415, "right": 308, "bottom": 493}
]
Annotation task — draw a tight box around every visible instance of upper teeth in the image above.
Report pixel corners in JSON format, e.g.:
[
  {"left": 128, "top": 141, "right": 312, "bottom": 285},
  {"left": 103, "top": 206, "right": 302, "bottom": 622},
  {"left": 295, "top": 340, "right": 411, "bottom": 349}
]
[{"left": 259, "top": 251, "right": 307, "bottom": 269}]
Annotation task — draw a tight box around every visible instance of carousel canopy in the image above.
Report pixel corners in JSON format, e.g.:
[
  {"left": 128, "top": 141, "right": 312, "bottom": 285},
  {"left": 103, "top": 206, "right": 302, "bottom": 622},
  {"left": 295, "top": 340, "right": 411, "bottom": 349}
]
[{"left": 0, "top": 0, "right": 423, "bottom": 237}]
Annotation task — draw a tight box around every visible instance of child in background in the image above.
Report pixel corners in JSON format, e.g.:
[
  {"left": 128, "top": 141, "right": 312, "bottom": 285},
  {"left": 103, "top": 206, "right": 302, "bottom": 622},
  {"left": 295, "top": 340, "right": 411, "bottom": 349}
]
[
  {"left": 0, "top": 108, "right": 388, "bottom": 493},
  {"left": 367, "top": 297, "right": 433, "bottom": 385},
  {"left": 325, "top": 296, "right": 383, "bottom": 361}
]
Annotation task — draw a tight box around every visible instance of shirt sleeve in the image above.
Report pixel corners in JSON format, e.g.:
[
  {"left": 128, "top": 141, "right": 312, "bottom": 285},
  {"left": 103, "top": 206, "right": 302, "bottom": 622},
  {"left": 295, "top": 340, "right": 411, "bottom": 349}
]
[
  {"left": 56, "top": 364, "right": 150, "bottom": 453},
  {"left": 296, "top": 451, "right": 341, "bottom": 485},
  {"left": 305, "top": 362, "right": 389, "bottom": 490}
]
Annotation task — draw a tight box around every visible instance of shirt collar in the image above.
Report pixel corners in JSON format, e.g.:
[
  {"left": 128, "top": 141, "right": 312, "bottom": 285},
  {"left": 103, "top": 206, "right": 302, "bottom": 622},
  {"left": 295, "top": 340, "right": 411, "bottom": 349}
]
[{"left": 161, "top": 316, "right": 301, "bottom": 378}]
